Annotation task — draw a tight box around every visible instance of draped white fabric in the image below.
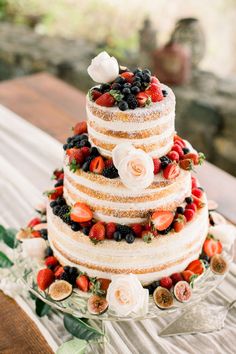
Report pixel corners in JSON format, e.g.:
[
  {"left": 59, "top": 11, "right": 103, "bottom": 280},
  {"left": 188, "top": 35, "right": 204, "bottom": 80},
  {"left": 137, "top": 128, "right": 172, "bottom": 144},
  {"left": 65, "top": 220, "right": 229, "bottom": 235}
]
[{"left": 0, "top": 105, "right": 235, "bottom": 354}]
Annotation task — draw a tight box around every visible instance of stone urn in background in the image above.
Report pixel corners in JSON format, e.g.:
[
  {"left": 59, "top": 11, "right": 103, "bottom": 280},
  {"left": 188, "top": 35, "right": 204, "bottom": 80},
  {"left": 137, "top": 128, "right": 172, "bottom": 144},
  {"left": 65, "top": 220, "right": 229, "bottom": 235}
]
[{"left": 139, "top": 17, "right": 157, "bottom": 71}]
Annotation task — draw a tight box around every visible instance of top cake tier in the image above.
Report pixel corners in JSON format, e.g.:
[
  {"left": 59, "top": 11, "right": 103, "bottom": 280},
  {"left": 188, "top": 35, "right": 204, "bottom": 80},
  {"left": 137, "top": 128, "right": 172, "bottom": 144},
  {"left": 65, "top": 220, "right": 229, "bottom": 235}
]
[{"left": 86, "top": 84, "right": 175, "bottom": 158}]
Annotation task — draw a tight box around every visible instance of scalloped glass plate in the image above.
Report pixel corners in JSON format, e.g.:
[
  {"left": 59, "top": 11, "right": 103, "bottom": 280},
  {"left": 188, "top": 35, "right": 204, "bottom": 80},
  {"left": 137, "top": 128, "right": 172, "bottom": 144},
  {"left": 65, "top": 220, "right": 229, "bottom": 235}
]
[{"left": 14, "top": 243, "right": 234, "bottom": 322}]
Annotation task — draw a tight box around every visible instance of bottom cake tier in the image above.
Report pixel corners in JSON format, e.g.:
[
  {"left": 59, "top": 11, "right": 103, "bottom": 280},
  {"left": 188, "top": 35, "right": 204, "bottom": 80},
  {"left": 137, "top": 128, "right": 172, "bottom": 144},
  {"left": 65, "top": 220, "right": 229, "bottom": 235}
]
[{"left": 47, "top": 200, "right": 209, "bottom": 284}]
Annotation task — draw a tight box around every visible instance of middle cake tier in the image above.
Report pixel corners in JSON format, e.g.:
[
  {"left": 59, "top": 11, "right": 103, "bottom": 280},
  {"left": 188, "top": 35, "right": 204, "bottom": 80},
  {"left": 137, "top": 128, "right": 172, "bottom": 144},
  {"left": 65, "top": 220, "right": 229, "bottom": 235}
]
[{"left": 63, "top": 162, "right": 191, "bottom": 224}]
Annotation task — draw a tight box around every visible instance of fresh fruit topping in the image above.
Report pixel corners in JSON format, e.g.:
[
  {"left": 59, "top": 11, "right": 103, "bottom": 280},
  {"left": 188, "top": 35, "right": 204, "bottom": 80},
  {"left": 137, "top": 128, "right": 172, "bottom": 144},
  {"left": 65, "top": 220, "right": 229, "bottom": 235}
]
[
  {"left": 104, "top": 158, "right": 113, "bottom": 168},
  {"left": 171, "top": 144, "right": 184, "bottom": 158},
  {"left": 90, "top": 88, "right": 102, "bottom": 101},
  {"left": 76, "top": 274, "right": 89, "bottom": 292},
  {"left": 120, "top": 71, "right": 134, "bottom": 82},
  {"left": 136, "top": 92, "right": 151, "bottom": 107},
  {"left": 192, "top": 195, "right": 205, "bottom": 209},
  {"left": 192, "top": 188, "right": 203, "bottom": 198},
  {"left": 113, "top": 231, "right": 122, "bottom": 242},
  {"left": 171, "top": 272, "right": 183, "bottom": 285},
  {"left": 186, "top": 259, "right": 205, "bottom": 275},
  {"left": 150, "top": 76, "right": 160, "bottom": 84},
  {"left": 184, "top": 208, "right": 195, "bottom": 222},
  {"left": 95, "top": 92, "right": 115, "bottom": 107},
  {"left": 54, "top": 266, "right": 64, "bottom": 279},
  {"left": 87, "top": 294, "right": 109, "bottom": 315},
  {"left": 174, "top": 281, "right": 192, "bottom": 302},
  {"left": 49, "top": 280, "right": 72, "bottom": 301},
  {"left": 174, "top": 135, "right": 186, "bottom": 148},
  {"left": 125, "top": 233, "right": 135, "bottom": 244},
  {"left": 153, "top": 158, "right": 161, "bottom": 175},
  {"left": 27, "top": 217, "right": 41, "bottom": 228},
  {"left": 146, "top": 83, "right": 163, "bottom": 102},
  {"left": 89, "top": 156, "right": 105, "bottom": 174},
  {"left": 184, "top": 152, "right": 205, "bottom": 165},
  {"left": 173, "top": 214, "right": 186, "bottom": 232},
  {"left": 47, "top": 186, "right": 63, "bottom": 200},
  {"left": 176, "top": 206, "right": 184, "bottom": 214},
  {"left": 210, "top": 254, "right": 228, "bottom": 275},
  {"left": 179, "top": 159, "right": 193, "bottom": 171},
  {"left": 153, "top": 286, "right": 174, "bottom": 309},
  {"left": 191, "top": 175, "right": 198, "bottom": 189},
  {"left": 185, "top": 203, "right": 197, "bottom": 212},
  {"left": 131, "top": 223, "right": 143, "bottom": 238},
  {"left": 106, "top": 222, "right": 117, "bottom": 239},
  {"left": 159, "top": 276, "right": 173, "bottom": 290},
  {"left": 167, "top": 151, "right": 180, "bottom": 162},
  {"left": 126, "top": 94, "right": 138, "bottom": 109},
  {"left": 37, "top": 268, "right": 55, "bottom": 291},
  {"left": 151, "top": 210, "right": 174, "bottom": 231},
  {"left": 163, "top": 163, "right": 180, "bottom": 180},
  {"left": 182, "top": 270, "right": 195, "bottom": 283},
  {"left": 89, "top": 222, "right": 105, "bottom": 243},
  {"left": 70, "top": 202, "right": 93, "bottom": 223},
  {"left": 67, "top": 148, "right": 84, "bottom": 171},
  {"left": 31, "top": 230, "right": 41, "bottom": 238},
  {"left": 185, "top": 196, "right": 193, "bottom": 204},
  {"left": 142, "top": 230, "right": 154, "bottom": 243},
  {"left": 73, "top": 121, "right": 87, "bottom": 135},
  {"left": 97, "top": 278, "right": 111, "bottom": 292},
  {"left": 203, "top": 237, "right": 222, "bottom": 258},
  {"left": 118, "top": 100, "right": 129, "bottom": 111},
  {"left": 102, "top": 164, "right": 119, "bottom": 179},
  {"left": 45, "top": 256, "right": 58, "bottom": 268},
  {"left": 52, "top": 168, "right": 64, "bottom": 180},
  {"left": 80, "top": 146, "right": 91, "bottom": 158}
]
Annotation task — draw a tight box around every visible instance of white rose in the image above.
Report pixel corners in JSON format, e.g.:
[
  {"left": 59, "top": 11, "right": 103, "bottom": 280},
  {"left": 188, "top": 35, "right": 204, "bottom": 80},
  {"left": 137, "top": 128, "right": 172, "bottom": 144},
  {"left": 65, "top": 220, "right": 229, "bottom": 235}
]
[
  {"left": 117, "top": 147, "right": 154, "bottom": 190},
  {"left": 22, "top": 238, "right": 47, "bottom": 260},
  {"left": 87, "top": 51, "right": 119, "bottom": 83},
  {"left": 112, "top": 142, "right": 135, "bottom": 169},
  {"left": 106, "top": 274, "right": 149, "bottom": 316},
  {"left": 209, "top": 224, "right": 236, "bottom": 251}
]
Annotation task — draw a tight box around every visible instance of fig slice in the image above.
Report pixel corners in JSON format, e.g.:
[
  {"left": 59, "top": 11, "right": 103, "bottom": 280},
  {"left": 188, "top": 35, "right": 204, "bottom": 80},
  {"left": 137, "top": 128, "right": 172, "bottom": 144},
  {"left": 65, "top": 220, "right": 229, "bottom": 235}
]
[
  {"left": 174, "top": 281, "right": 192, "bottom": 302},
  {"left": 210, "top": 254, "right": 228, "bottom": 275},
  {"left": 87, "top": 294, "right": 108, "bottom": 315},
  {"left": 153, "top": 286, "right": 174, "bottom": 309},
  {"left": 49, "top": 280, "right": 72, "bottom": 301}
]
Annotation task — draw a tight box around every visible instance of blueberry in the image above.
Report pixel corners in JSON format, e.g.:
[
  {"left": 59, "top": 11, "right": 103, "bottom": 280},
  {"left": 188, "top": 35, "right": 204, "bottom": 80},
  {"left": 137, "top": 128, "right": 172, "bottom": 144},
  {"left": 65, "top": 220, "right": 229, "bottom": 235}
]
[
  {"left": 134, "top": 75, "right": 142, "bottom": 81},
  {"left": 133, "top": 68, "right": 142, "bottom": 75},
  {"left": 40, "top": 228, "right": 48, "bottom": 240},
  {"left": 80, "top": 140, "right": 91, "bottom": 148},
  {"left": 160, "top": 156, "right": 169, "bottom": 162},
  {"left": 123, "top": 83, "right": 131, "bottom": 88},
  {"left": 112, "top": 83, "right": 121, "bottom": 90},
  {"left": 183, "top": 147, "right": 190, "bottom": 154},
  {"left": 161, "top": 160, "right": 169, "bottom": 169},
  {"left": 73, "top": 135, "right": 82, "bottom": 142},
  {"left": 45, "top": 246, "right": 53, "bottom": 257},
  {"left": 63, "top": 266, "right": 70, "bottom": 273},
  {"left": 131, "top": 86, "right": 140, "bottom": 94},
  {"left": 82, "top": 161, "right": 90, "bottom": 172},
  {"left": 142, "top": 73, "right": 151, "bottom": 82},
  {"left": 81, "top": 226, "right": 90, "bottom": 235},
  {"left": 63, "top": 144, "right": 68, "bottom": 150},
  {"left": 50, "top": 200, "right": 57, "bottom": 208},
  {"left": 132, "top": 81, "right": 141, "bottom": 88},
  {"left": 100, "top": 83, "right": 111, "bottom": 92},
  {"left": 57, "top": 197, "right": 65, "bottom": 206},
  {"left": 125, "top": 233, "right": 135, "bottom": 244},
  {"left": 176, "top": 206, "right": 184, "bottom": 214},
  {"left": 80, "top": 134, "right": 88, "bottom": 141},
  {"left": 90, "top": 147, "right": 100, "bottom": 157},
  {"left": 162, "top": 90, "right": 168, "bottom": 97},
  {"left": 115, "top": 76, "right": 126, "bottom": 84},
  {"left": 67, "top": 137, "right": 73, "bottom": 143},
  {"left": 67, "top": 142, "right": 74, "bottom": 149},
  {"left": 71, "top": 222, "right": 80, "bottom": 232},
  {"left": 118, "top": 101, "right": 129, "bottom": 111},
  {"left": 53, "top": 206, "right": 61, "bottom": 215},
  {"left": 113, "top": 231, "right": 122, "bottom": 242},
  {"left": 185, "top": 196, "right": 193, "bottom": 204},
  {"left": 143, "top": 69, "right": 151, "bottom": 75},
  {"left": 122, "top": 87, "right": 131, "bottom": 95}
]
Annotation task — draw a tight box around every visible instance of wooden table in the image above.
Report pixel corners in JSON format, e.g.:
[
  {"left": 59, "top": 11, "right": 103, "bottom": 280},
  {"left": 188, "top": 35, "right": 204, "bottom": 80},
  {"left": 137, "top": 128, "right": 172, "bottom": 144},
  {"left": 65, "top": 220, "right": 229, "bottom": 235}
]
[{"left": 0, "top": 72, "right": 235, "bottom": 353}]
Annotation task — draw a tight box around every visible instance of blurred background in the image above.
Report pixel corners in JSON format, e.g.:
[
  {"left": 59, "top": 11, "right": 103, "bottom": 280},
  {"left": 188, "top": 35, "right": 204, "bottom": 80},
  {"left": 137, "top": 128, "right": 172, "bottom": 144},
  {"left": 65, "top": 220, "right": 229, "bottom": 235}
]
[{"left": 0, "top": 0, "right": 236, "bottom": 176}]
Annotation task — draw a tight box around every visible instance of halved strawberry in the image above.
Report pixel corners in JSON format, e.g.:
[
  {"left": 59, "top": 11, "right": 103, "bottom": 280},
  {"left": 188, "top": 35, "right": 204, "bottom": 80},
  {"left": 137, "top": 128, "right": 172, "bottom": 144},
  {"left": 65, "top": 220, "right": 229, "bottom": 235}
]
[
  {"left": 171, "top": 144, "right": 184, "bottom": 158},
  {"left": 76, "top": 274, "right": 89, "bottom": 292},
  {"left": 151, "top": 210, "right": 174, "bottom": 231},
  {"left": 73, "top": 121, "right": 87, "bottom": 135},
  {"left": 54, "top": 266, "right": 64, "bottom": 279},
  {"left": 167, "top": 151, "right": 179, "bottom": 162},
  {"left": 67, "top": 148, "right": 84, "bottom": 165},
  {"left": 163, "top": 163, "right": 180, "bottom": 180},
  {"left": 47, "top": 186, "right": 63, "bottom": 200},
  {"left": 37, "top": 268, "right": 55, "bottom": 291},
  {"left": 106, "top": 222, "right": 116, "bottom": 239},
  {"left": 183, "top": 153, "right": 199, "bottom": 165},
  {"left": 153, "top": 158, "right": 161, "bottom": 174},
  {"left": 182, "top": 270, "right": 195, "bottom": 283},
  {"left": 184, "top": 208, "right": 195, "bottom": 222},
  {"left": 136, "top": 92, "right": 150, "bottom": 107},
  {"left": 89, "top": 156, "right": 105, "bottom": 174},
  {"left": 174, "top": 135, "right": 186, "bottom": 148},
  {"left": 70, "top": 202, "right": 93, "bottom": 223},
  {"left": 203, "top": 237, "right": 222, "bottom": 257},
  {"left": 179, "top": 159, "right": 193, "bottom": 171},
  {"left": 192, "top": 195, "right": 205, "bottom": 209},
  {"left": 146, "top": 83, "right": 163, "bottom": 102},
  {"left": 186, "top": 259, "right": 205, "bottom": 275},
  {"left": 95, "top": 92, "right": 115, "bottom": 107},
  {"left": 27, "top": 217, "right": 41, "bottom": 228},
  {"left": 192, "top": 188, "right": 203, "bottom": 198},
  {"left": 173, "top": 214, "right": 186, "bottom": 232},
  {"left": 91, "top": 89, "right": 102, "bottom": 101},
  {"left": 131, "top": 223, "right": 143, "bottom": 238},
  {"left": 120, "top": 71, "right": 134, "bottom": 82},
  {"left": 89, "top": 222, "right": 105, "bottom": 243},
  {"left": 45, "top": 256, "right": 58, "bottom": 268}
]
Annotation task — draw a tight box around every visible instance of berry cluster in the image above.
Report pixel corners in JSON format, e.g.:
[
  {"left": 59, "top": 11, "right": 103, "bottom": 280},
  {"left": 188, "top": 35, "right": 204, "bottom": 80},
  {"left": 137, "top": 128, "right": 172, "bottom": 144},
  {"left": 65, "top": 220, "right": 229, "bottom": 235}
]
[{"left": 89, "top": 68, "right": 166, "bottom": 110}]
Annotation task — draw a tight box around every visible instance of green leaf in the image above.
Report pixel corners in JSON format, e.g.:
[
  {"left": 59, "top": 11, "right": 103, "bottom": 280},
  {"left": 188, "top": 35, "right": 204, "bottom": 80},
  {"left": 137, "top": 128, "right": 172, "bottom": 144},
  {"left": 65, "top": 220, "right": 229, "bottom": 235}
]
[
  {"left": 109, "top": 89, "right": 124, "bottom": 102},
  {"left": 63, "top": 314, "right": 104, "bottom": 341},
  {"left": 35, "top": 298, "right": 51, "bottom": 317},
  {"left": 0, "top": 225, "right": 6, "bottom": 240},
  {"left": 0, "top": 251, "right": 13, "bottom": 268},
  {"left": 56, "top": 338, "right": 87, "bottom": 354},
  {"left": 2, "top": 228, "right": 18, "bottom": 249}
]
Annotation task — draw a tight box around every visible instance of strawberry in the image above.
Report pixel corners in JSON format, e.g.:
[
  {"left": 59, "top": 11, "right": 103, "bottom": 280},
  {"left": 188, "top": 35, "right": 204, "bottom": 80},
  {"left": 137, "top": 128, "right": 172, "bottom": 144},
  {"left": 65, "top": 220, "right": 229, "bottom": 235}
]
[
  {"left": 191, "top": 175, "right": 198, "bottom": 189},
  {"left": 89, "top": 222, "right": 105, "bottom": 243},
  {"left": 186, "top": 259, "right": 205, "bottom": 275},
  {"left": 167, "top": 150, "right": 179, "bottom": 162},
  {"left": 146, "top": 83, "right": 163, "bottom": 102},
  {"left": 131, "top": 223, "right": 143, "bottom": 238},
  {"left": 171, "top": 272, "right": 183, "bottom": 285},
  {"left": 70, "top": 202, "right": 93, "bottom": 223},
  {"left": 179, "top": 159, "right": 193, "bottom": 171},
  {"left": 173, "top": 214, "right": 186, "bottom": 232},
  {"left": 192, "top": 188, "right": 203, "bottom": 198},
  {"left": 76, "top": 274, "right": 89, "bottom": 292},
  {"left": 47, "top": 186, "right": 63, "bottom": 200},
  {"left": 153, "top": 158, "right": 161, "bottom": 174},
  {"left": 95, "top": 92, "right": 115, "bottom": 107},
  {"left": 54, "top": 266, "right": 64, "bottom": 279},
  {"left": 192, "top": 195, "right": 205, "bottom": 209},
  {"left": 151, "top": 210, "right": 174, "bottom": 231},
  {"left": 73, "top": 121, "right": 87, "bottom": 135},
  {"left": 80, "top": 220, "right": 92, "bottom": 228},
  {"left": 136, "top": 92, "right": 150, "bottom": 107},
  {"left": 31, "top": 230, "right": 41, "bottom": 238},
  {"left": 160, "top": 276, "right": 172, "bottom": 290},
  {"left": 27, "top": 217, "right": 41, "bottom": 228},
  {"left": 171, "top": 144, "right": 184, "bottom": 158},
  {"left": 52, "top": 168, "right": 64, "bottom": 180},
  {"left": 163, "top": 163, "right": 180, "bottom": 180},
  {"left": 185, "top": 203, "right": 197, "bottom": 212},
  {"left": 81, "top": 146, "right": 91, "bottom": 159},
  {"left": 105, "top": 158, "right": 113, "bottom": 168},
  {"left": 150, "top": 76, "right": 160, "bottom": 84},
  {"left": 91, "top": 89, "right": 102, "bottom": 101},
  {"left": 203, "top": 237, "right": 222, "bottom": 257},
  {"left": 89, "top": 156, "right": 105, "bottom": 174},
  {"left": 174, "top": 135, "right": 186, "bottom": 148},
  {"left": 141, "top": 230, "right": 154, "bottom": 243},
  {"left": 183, "top": 153, "right": 199, "bottom": 165},
  {"left": 67, "top": 148, "right": 84, "bottom": 165},
  {"left": 106, "top": 222, "right": 116, "bottom": 239},
  {"left": 45, "top": 256, "right": 58, "bottom": 268},
  {"left": 120, "top": 71, "right": 134, "bottom": 83},
  {"left": 37, "top": 268, "right": 55, "bottom": 291},
  {"left": 97, "top": 278, "right": 111, "bottom": 292},
  {"left": 182, "top": 270, "right": 195, "bottom": 283},
  {"left": 184, "top": 208, "right": 195, "bottom": 222}
]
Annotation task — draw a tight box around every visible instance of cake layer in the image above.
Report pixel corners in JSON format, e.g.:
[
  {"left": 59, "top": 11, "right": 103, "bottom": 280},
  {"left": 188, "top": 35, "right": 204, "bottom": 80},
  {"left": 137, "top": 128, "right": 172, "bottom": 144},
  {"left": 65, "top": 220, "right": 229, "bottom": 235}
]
[
  {"left": 63, "top": 163, "right": 192, "bottom": 224},
  {"left": 86, "top": 84, "right": 175, "bottom": 158},
  {"left": 47, "top": 198, "right": 209, "bottom": 284}
]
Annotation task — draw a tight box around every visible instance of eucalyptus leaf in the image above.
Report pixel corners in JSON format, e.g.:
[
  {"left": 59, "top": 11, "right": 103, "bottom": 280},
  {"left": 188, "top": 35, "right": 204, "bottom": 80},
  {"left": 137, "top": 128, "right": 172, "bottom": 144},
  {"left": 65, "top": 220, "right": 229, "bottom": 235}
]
[
  {"left": 56, "top": 338, "right": 87, "bottom": 354},
  {"left": 0, "top": 251, "right": 13, "bottom": 268},
  {"left": 0, "top": 225, "right": 6, "bottom": 240},
  {"left": 2, "top": 228, "right": 18, "bottom": 249},
  {"left": 63, "top": 314, "right": 104, "bottom": 341},
  {"left": 35, "top": 298, "right": 51, "bottom": 317}
]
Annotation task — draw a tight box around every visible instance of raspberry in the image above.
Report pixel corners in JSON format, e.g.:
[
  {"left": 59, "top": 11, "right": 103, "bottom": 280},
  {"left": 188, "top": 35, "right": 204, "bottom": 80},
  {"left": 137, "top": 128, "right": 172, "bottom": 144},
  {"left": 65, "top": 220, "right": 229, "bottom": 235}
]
[
  {"left": 106, "top": 222, "right": 116, "bottom": 239},
  {"left": 153, "top": 158, "right": 161, "bottom": 174},
  {"left": 160, "top": 276, "right": 172, "bottom": 290}
]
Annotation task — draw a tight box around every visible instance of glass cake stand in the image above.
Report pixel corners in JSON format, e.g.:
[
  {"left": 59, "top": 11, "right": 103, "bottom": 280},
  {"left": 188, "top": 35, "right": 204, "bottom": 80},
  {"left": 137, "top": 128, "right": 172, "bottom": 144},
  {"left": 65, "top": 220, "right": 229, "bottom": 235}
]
[{"left": 14, "top": 243, "right": 234, "bottom": 353}]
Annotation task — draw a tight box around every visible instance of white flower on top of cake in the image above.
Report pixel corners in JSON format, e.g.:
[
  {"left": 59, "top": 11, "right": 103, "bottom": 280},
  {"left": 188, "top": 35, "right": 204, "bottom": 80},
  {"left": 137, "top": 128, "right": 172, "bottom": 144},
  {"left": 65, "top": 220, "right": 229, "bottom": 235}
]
[
  {"left": 112, "top": 143, "right": 154, "bottom": 190},
  {"left": 106, "top": 274, "right": 149, "bottom": 316},
  {"left": 87, "top": 51, "right": 119, "bottom": 83}
]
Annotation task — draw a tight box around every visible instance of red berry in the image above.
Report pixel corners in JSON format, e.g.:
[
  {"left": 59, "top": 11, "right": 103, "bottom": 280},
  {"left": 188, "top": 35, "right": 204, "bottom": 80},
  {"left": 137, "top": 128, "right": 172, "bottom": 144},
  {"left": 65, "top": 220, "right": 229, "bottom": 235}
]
[
  {"left": 173, "top": 214, "right": 186, "bottom": 232},
  {"left": 106, "top": 222, "right": 116, "bottom": 239},
  {"left": 73, "top": 121, "right": 87, "bottom": 135},
  {"left": 160, "top": 276, "right": 173, "bottom": 290},
  {"left": 70, "top": 202, "right": 93, "bottom": 223},
  {"left": 151, "top": 210, "right": 174, "bottom": 231},
  {"left": 171, "top": 272, "right": 183, "bottom": 285},
  {"left": 192, "top": 195, "right": 205, "bottom": 209},
  {"left": 105, "top": 158, "right": 113, "bottom": 168},
  {"left": 31, "top": 230, "right": 41, "bottom": 238},
  {"left": 37, "top": 268, "right": 55, "bottom": 291},
  {"left": 120, "top": 71, "right": 134, "bottom": 83},
  {"left": 182, "top": 270, "right": 195, "bottom": 283},
  {"left": 89, "top": 222, "right": 105, "bottom": 242},
  {"left": 167, "top": 150, "right": 180, "bottom": 162},
  {"left": 67, "top": 148, "right": 84, "bottom": 165},
  {"left": 184, "top": 208, "right": 195, "bottom": 222},
  {"left": 174, "top": 135, "right": 186, "bottom": 148},
  {"left": 54, "top": 266, "right": 64, "bottom": 279},
  {"left": 136, "top": 92, "right": 150, "bottom": 107},
  {"left": 192, "top": 188, "right": 203, "bottom": 198},
  {"left": 179, "top": 159, "right": 194, "bottom": 171},
  {"left": 172, "top": 144, "right": 184, "bottom": 158},
  {"left": 81, "top": 147, "right": 90, "bottom": 158},
  {"left": 185, "top": 203, "right": 197, "bottom": 212},
  {"left": 184, "top": 153, "right": 199, "bottom": 165},
  {"left": 131, "top": 223, "right": 143, "bottom": 238},
  {"left": 91, "top": 89, "right": 102, "bottom": 100},
  {"left": 89, "top": 156, "right": 105, "bottom": 174},
  {"left": 203, "top": 238, "right": 222, "bottom": 258},
  {"left": 97, "top": 278, "right": 111, "bottom": 292},
  {"left": 95, "top": 93, "right": 115, "bottom": 107},
  {"left": 146, "top": 83, "right": 163, "bottom": 102},
  {"left": 163, "top": 163, "right": 180, "bottom": 180},
  {"left": 186, "top": 259, "right": 205, "bottom": 275},
  {"left": 76, "top": 274, "right": 89, "bottom": 292},
  {"left": 27, "top": 217, "right": 41, "bottom": 228},
  {"left": 150, "top": 76, "right": 160, "bottom": 84},
  {"left": 191, "top": 176, "right": 198, "bottom": 189},
  {"left": 153, "top": 158, "right": 161, "bottom": 174},
  {"left": 45, "top": 256, "right": 58, "bottom": 268}
]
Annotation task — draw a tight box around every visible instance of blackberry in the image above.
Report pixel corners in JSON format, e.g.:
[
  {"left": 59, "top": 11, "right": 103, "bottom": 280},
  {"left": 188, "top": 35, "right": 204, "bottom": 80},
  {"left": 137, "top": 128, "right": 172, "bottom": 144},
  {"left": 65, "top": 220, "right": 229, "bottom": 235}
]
[
  {"left": 133, "top": 68, "right": 142, "bottom": 75},
  {"left": 53, "top": 206, "right": 61, "bottom": 215},
  {"left": 115, "top": 76, "right": 126, "bottom": 84},
  {"left": 45, "top": 246, "right": 53, "bottom": 257},
  {"left": 63, "top": 144, "right": 68, "bottom": 150},
  {"left": 132, "top": 80, "right": 141, "bottom": 88},
  {"left": 200, "top": 252, "right": 210, "bottom": 263},
  {"left": 80, "top": 140, "right": 91, "bottom": 148},
  {"left": 58, "top": 205, "right": 70, "bottom": 220},
  {"left": 113, "top": 231, "right": 122, "bottom": 242},
  {"left": 162, "top": 90, "right": 168, "bottom": 97},
  {"left": 50, "top": 200, "right": 57, "bottom": 208},
  {"left": 90, "top": 147, "right": 100, "bottom": 157},
  {"left": 81, "top": 226, "right": 90, "bottom": 235},
  {"left": 118, "top": 101, "right": 129, "bottom": 111},
  {"left": 54, "top": 178, "right": 63, "bottom": 187},
  {"left": 185, "top": 196, "right": 193, "bottom": 204},
  {"left": 127, "top": 94, "right": 138, "bottom": 109},
  {"left": 71, "top": 222, "right": 80, "bottom": 232},
  {"left": 125, "top": 233, "right": 135, "bottom": 244},
  {"left": 183, "top": 147, "right": 190, "bottom": 154},
  {"left": 123, "top": 82, "right": 131, "bottom": 88},
  {"left": 122, "top": 87, "right": 131, "bottom": 95},
  {"left": 102, "top": 165, "right": 119, "bottom": 179},
  {"left": 176, "top": 206, "right": 184, "bottom": 214},
  {"left": 73, "top": 135, "right": 82, "bottom": 142},
  {"left": 112, "top": 83, "right": 122, "bottom": 90},
  {"left": 100, "top": 83, "right": 111, "bottom": 92},
  {"left": 56, "top": 197, "right": 66, "bottom": 206},
  {"left": 158, "top": 225, "right": 172, "bottom": 235},
  {"left": 40, "top": 228, "right": 48, "bottom": 240},
  {"left": 117, "top": 224, "right": 133, "bottom": 236}
]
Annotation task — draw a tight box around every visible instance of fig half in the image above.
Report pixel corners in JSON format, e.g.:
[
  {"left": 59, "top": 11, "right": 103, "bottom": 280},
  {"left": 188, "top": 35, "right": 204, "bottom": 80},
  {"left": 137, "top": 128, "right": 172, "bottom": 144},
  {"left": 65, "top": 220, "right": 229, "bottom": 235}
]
[
  {"left": 153, "top": 286, "right": 174, "bottom": 309},
  {"left": 49, "top": 280, "right": 72, "bottom": 301},
  {"left": 87, "top": 295, "right": 108, "bottom": 315},
  {"left": 210, "top": 254, "right": 228, "bottom": 275},
  {"left": 174, "top": 281, "right": 192, "bottom": 302}
]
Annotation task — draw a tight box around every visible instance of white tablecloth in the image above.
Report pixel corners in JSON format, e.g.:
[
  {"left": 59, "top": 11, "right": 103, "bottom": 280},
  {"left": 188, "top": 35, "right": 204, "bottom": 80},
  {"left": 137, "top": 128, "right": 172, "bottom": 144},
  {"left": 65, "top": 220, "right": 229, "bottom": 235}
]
[{"left": 0, "top": 105, "right": 236, "bottom": 354}]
